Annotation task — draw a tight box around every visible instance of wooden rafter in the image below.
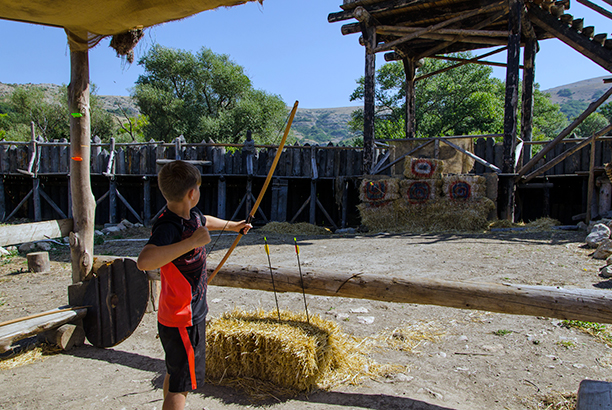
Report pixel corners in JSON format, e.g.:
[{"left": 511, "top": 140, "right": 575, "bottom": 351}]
[
  {"left": 415, "top": 8, "right": 508, "bottom": 58},
  {"left": 528, "top": 4, "right": 612, "bottom": 71},
  {"left": 372, "top": 1, "right": 506, "bottom": 53},
  {"left": 416, "top": 46, "right": 508, "bottom": 81},
  {"left": 575, "top": 0, "right": 612, "bottom": 20},
  {"left": 377, "top": 25, "right": 510, "bottom": 37}
]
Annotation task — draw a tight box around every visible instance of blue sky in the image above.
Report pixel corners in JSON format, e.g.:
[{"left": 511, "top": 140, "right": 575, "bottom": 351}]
[{"left": 0, "top": 0, "right": 611, "bottom": 108}]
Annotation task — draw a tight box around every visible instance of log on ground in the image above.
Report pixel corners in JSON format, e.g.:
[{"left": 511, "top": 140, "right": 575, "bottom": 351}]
[{"left": 208, "top": 262, "right": 612, "bottom": 324}]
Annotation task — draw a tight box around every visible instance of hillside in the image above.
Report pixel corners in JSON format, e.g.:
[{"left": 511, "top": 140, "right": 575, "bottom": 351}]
[
  {"left": 2, "top": 76, "right": 611, "bottom": 143},
  {"left": 542, "top": 75, "right": 611, "bottom": 119}
]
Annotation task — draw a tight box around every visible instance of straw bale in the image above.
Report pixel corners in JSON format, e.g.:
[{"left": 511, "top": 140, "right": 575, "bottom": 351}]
[
  {"left": 395, "top": 198, "right": 495, "bottom": 232},
  {"left": 359, "top": 178, "right": 400, "bottom": 203},
  {"left": 206, "top": 309, "right": 381, "bottom": 396},
  {"left": 403, "top": 157, "right": 444, "bottom": 179},
  {"left": 357, "top": 201, "right": 398, "bottom": 232},
  {"left": 525, "top": 217, "right": 560, "bottom": 231},
  {"left": 399, "top": 179, "right": 440, "bottom": 204},
  {"left": 259, "top": 222, "right": 332, "bottom": 235},
  {"left": 442, "top": 175, "right": 486, "bottom": 201}
]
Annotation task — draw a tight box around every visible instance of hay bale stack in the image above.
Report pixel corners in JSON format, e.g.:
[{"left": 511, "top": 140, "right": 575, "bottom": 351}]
[
  {"left": 442, "top": 175, "right": 486, "bottom": 201},
  {"left": 206, "top": 309, "right": 362, "bottom": 393},
  {"left": 399, "top": 179, "right": 440, "bottom": 204},
  {"left": 404, "top": 157, "right": 444, "bottom": 179},
  {"left": 359, "top": 178, "right": 400, "bottom": 203}
]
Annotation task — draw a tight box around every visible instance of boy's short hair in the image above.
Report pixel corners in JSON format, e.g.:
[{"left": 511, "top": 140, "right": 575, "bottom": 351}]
[{"left": 158, "top": 160, "right": 201, "bottom": 202}]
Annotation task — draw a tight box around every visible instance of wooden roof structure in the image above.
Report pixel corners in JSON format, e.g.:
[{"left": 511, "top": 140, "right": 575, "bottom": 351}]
[
  {"left": 329, "top": 0, "right": 612, "bottom": 68},
  {"left": 329, "top": 0, "right": 612, "bottom": 221}
]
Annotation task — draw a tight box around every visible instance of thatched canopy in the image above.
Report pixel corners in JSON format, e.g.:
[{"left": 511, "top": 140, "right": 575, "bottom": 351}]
[{"left": 0, "top": 0, "right": 260, "bottom": 34}]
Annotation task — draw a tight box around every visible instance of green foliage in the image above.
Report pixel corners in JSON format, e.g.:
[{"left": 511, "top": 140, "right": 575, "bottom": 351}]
[
  {"left": 117, "top": 114, "right": 149, "bottom": 142},
  {"left": 349, "top": 53, "right": 506, "bottom": 139},
  {"left": 133, "top": 45, "right": 287, "bottom": 144},
  {"left": 493, "top": 329, "right": 512, "bottom": 336},
  {"left": 557, "top": 88, "right": 573, "bottom": 98},
  {"left": 0, "top": 84, "right": 117, "bottom": 141},
  {"left": 574, "top": 112, "right": 609, "bottom": 138},
  {"left": 561, "top": 320, "right": 606, "bottom": 333},
  {"left": 560, "top": 100, "right": 588, "bottom": 120},
  {"left": 349, "top": 54, "right": 567, "bottom": 143}
]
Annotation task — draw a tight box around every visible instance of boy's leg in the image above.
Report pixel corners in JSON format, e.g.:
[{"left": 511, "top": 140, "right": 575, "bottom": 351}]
[{"left": 163, "top": 374, "right": 187, "bottom": 410}]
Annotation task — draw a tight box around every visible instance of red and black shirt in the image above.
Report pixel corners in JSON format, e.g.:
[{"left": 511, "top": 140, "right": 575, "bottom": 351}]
[{"left": 147, "top": 208, "right": 208, "bottom": 327}]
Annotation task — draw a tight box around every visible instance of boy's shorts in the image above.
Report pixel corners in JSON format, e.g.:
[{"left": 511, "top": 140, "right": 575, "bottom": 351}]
[{"left": 158, "top": 320, "right": 206, "bottom": 393}]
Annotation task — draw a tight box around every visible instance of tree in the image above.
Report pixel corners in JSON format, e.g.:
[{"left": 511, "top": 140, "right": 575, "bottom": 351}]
[
  {"left": 133, "top": 45, "right": 288, "bottom": 143},
  {"left": 349, "top": 54, "right": 567, "bottom": 143},
  {"left": 0, "top": 85, "right": 117, "bottom": 141}
]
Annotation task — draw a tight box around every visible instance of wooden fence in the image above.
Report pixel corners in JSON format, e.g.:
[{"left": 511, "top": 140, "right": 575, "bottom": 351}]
[{"left": 2, "top": 134, "right": 610, "bottom": 227}]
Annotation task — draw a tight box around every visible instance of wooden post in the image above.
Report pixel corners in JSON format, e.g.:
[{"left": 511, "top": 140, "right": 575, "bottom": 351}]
[
  {"left": 341, "top": 179, "right": 348, "bottom": 228},
  {"left": 0, "top": 176, "right": 5, "bottom": 222},
  {"left": 143, "top": 177, "right": 151, "bottom": 227},
  {"left": 521, "top": 37, "right": 537, "bottom": 165},
  {"left": 500, "top": 0, "right": 522, "bottom": 221},
  {"left": 109, "top": 179, "right": 117, "bottom": 224},
  {"left": 403, "top": 58, "right": 417, "bottom": 138},
  {"left": 587, "top": 136, "right": 597, "bottom": 222},
  {"left": 356, "top": 7, "right": 377, "bottom": 175},
  {"left": 68, "top": 49, "right": 95, "bottom": 283},
  {"left": 217, "top": 177, "right": 226, "bottom": 219},
  {"left": 32, "top": 178, "right": 41, "bottom": 222}
]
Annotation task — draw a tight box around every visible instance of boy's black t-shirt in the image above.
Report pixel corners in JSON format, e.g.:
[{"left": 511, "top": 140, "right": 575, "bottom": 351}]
[{"left": 147, "top": 207, "right": 208, "bottom": 327}]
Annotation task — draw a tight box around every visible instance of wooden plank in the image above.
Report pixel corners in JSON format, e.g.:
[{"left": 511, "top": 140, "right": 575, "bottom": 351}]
[
  {"left": 208, "top": 262, "right": 612, "bottom": 324},
  {"left": 577, "top": 380, "right": 612, "bottom": 410},
  {"left": 528, "top": 5, "right": 612, "bottom": 71},
  {"left": 0, "top": 307, "right": 87, "bottom": 353},
  {"left": 0, "top": 219, "right": 73, "bottom": 247}
]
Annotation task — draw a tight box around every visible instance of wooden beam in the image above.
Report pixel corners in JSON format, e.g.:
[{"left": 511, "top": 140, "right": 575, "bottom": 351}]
[
  {"left": 403, "top": 58, "right": 417, "bottom": 138},
  {"left": 372, "top": 1, "right": 506, "bottom": 53},
  {"left": 439, "top": 138, "right": 502, "bottom": 173},
  {"left": 377, "top": 25, "right": 510, "bottom": 37},
  {"left": 0, "top": 219, "right": 73, "bottom": 247},
  {"left": 575, "top": 0, "right": 612, "bottom": 21},
  {"left": 528, "top": 5, "right": 612, "bottom": 71},
  {"left": 0, "top": 307, "right": 87, "bottom": 353},
  {"left": 587, "top": 136, "right": 597, "bottom": 222},
  {"left": 428, "top": 55, "right": 514, "bottom": 68},
  {"left": 522, "top": 124, "right": 612, "bottom": 183},
  {"left": 416, "top": 8, "right": 508, "bottom": 59},
  {"left": 417, "top": 46, "right": 508, "bottom": 81},
  {"left": 517, "top": 86, "right": 612, "bottom": 179},
  {"left": 207, "top": 262, "right": 612, "bottom": 325}
]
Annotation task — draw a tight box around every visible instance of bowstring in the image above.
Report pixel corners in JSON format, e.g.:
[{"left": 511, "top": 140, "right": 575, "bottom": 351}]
[{"left": 206, "top": 107, "right": 293, "bottom": 257}]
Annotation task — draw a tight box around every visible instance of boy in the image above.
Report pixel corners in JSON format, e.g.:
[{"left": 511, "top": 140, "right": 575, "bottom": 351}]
[{"left": 137, "top": 160, "right": 251, "bottom": 410}]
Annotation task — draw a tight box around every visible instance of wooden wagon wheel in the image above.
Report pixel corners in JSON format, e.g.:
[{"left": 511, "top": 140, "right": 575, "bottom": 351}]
[{"left": 82, "top": 257, "right": 149, "bottom": 348}]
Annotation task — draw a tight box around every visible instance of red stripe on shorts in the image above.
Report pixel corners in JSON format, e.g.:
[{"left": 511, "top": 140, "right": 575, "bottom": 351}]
[{"left": 178, "top": 327, "right": 197, "bottom": 390}]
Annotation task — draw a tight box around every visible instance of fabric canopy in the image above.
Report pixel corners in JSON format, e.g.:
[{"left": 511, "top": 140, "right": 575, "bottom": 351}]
[{"left": 0, "top": 0, "right": 260, "bottom": 36}]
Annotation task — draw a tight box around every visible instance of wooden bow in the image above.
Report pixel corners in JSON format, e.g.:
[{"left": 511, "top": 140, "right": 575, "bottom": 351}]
[{"left": 207, "top": 100, "right": 299, "bottom": 284}]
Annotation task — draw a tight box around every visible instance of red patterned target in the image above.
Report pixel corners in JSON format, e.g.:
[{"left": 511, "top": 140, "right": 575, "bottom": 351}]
[
  {"left": 365, "top": 181, "right": 387, "bottom": 201},
  {"left": 407, "top": 181, "right": 432, "bottom": 204},
  {"left": 411, "top": 159, "right": 436, "bottom": 178},
  {"left": 448, "top": 181, "right": 471, "bottom": 201}
]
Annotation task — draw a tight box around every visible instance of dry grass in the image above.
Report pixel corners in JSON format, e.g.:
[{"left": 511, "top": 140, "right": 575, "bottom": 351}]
[
  {"left": 0, "top": 343, "right": 61, "bottom": 370},
  {"left": 259, "top": 222, "right": 332, "bottom": 236},
  {"left": 534, "top": 391, "right": 577, "bottom": 410},
  {"left": 205, "top": 309, "right": 398, "bottom": 400},
  {"left": 374, "top": 322, "right": 445, "bottom": 353}
]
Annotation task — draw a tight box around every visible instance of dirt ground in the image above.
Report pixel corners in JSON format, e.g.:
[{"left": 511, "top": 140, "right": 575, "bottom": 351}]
[{"left": 1, "top": 226, "right": 612, "bottom": 410}]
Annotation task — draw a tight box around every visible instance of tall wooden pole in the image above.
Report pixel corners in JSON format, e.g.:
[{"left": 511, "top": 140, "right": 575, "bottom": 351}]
[
  {"left": 403, "top": 57, "right": 416, "bottom": 139},
  {"left": 355, "top": 7, "right": 377, "bottom": 174},
  {"left": 68, "top": 49, "right": 95, "bottom": 283},
  {"left": 501, "top": 0, "right": 522, "bottom": 221},
  {"left": 521, "top": 37, "right": 537, "bottom": 165}
]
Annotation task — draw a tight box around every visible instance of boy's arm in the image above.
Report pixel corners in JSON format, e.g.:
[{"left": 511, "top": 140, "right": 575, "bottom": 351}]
[
  {"left": 137, "top": 226, "right": 211, "bottom": 271},
  {"left": 205, "top": 215, "right": 252, "bottom": 234}
]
